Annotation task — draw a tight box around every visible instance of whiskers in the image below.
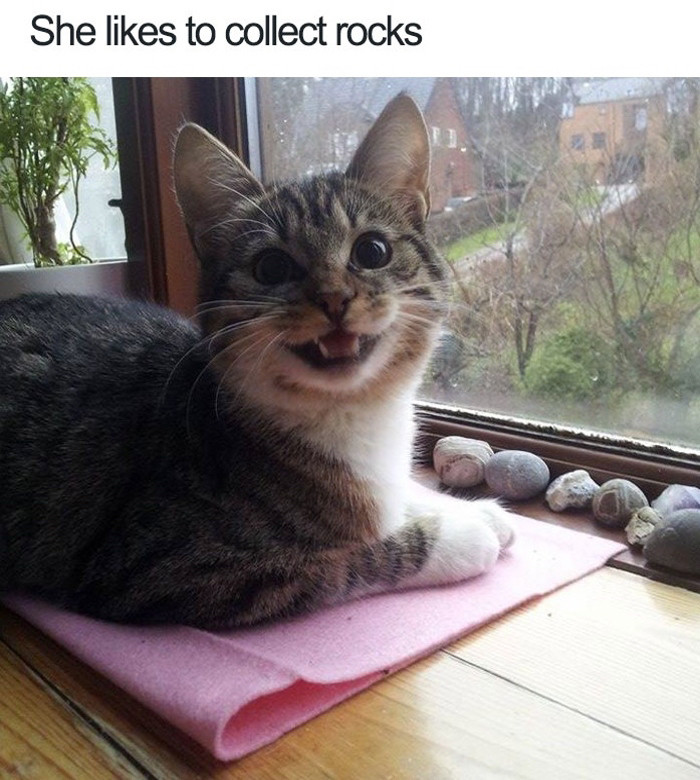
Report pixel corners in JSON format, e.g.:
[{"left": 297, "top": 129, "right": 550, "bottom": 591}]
[
  {"left": 157, "top": 302, "right": 287, "bottom": 439},
  {"left": 395, "top": 310, "right": 443, "bottom": 331},
  {"left": 194, "top": 296, "right": 286, "bottom": 316},
  {"left": 214, "top": 329, "right": 288, "bottom": 418},
  {"left": 189, "top": 315, "right": 286, "bottom": 425},
  {"left": 199, "top": 216, "right": 278, "bottom": 241}
]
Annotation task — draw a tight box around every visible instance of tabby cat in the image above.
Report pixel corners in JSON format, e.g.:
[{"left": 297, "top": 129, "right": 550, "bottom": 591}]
[{"left": 0, "top": 94, "right": 513, "bottom": 629}]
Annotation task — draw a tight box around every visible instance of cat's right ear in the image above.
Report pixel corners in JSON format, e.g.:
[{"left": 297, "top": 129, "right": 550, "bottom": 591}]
[
  {"left": 346, "top": 94, "right": 431, "bottom": 225},
  {"left": 173, "top": 123, "right": 264, "bottom": 247}
]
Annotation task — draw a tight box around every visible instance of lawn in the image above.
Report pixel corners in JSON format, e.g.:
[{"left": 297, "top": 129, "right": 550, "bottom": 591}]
[{"left": 444, "top": 221, "right": 517, "bottom": 262}]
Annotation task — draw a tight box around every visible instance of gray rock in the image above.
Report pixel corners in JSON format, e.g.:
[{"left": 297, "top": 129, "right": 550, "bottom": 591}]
[
  {"left": 545, "top": 470, "right": 599, "bottom": 512},
  {"left": 592, "top": 479, "right": 649, "bottom": 528},
  {"left": 485, "top": 450, "right": 550, "bottom": 501},
  {"left": 433, "top": 436, "right": 494, "bottom": 488},
  {"left": 651, "top": 484, "right": 700, "bottom": 518},
  {"left": 643, "top": 509, "right": 700, "bottom": 575},
  {"left": 625, "top": 507, "right": 664, "bottom": 546}
]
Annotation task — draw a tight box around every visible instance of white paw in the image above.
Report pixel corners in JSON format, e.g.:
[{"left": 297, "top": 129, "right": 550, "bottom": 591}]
[
  {"left": 403, "top": 510, "right": 501, "bottom": 589},
  {"left": 409, "top": 482, "right": 516, "bottom": 552},
  {"left": 474, "top": 499, "right": 516, "bottom": 551}
]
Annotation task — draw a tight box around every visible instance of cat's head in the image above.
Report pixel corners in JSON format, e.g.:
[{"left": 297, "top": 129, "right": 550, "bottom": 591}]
[{"left": 174, "top": 94, "right": 447, "bottom": 407}]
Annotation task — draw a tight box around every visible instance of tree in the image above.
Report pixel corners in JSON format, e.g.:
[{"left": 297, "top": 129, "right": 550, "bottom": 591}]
[
  {"left": 436, "top": 80, "right": 583, "bottom": 386},
  {"left": 576, "top": 139, "right": 700, "bottom": 393}
]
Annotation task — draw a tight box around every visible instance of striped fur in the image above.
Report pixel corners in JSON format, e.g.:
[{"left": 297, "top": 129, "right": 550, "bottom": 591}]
[{"left": 0, "top": 95, "right": 513, "bottom": 629}]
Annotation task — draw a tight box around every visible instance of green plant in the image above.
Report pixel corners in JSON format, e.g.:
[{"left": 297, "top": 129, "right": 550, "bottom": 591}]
[
  {"left": 524, "top": 326, "right": 617, "bottom": 402},
  {"left": 0, "top": 77, "right": 116, "bottom": 267}
]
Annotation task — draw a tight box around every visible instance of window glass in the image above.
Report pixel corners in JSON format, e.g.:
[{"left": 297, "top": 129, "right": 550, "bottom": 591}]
[
  {"left": 255, "top": 78, "right": 700, "bottom": 452},
  {"left": 68, "top": 78, "right": 125, "bottom": 261}
]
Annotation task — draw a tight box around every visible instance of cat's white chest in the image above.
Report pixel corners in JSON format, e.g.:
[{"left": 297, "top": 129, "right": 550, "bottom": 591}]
[{"left": 300, "top": 395, "right": 416, "bottom": 535}]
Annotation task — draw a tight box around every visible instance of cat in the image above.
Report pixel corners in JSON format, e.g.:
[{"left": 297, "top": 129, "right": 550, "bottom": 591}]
[{"left": 0, "top": 94, "right": 513, "bottom": 630}]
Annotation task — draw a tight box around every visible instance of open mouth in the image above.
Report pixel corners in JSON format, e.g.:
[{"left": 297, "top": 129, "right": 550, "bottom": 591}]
[{"left": 287, "top": 329, "right": 380, "bottom": 370}]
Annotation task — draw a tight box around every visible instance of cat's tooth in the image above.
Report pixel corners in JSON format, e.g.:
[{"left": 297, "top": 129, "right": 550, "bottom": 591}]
[{"left": 318, "top": 340, "right": 330, "bottom": 359}]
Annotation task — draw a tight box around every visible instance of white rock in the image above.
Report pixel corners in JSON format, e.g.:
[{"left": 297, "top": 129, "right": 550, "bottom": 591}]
[
  {"left": 433, "top": 436, "right": 494, "bottom": 488},
  {"left": 545, "top": 470, "right": 599, "bottom": 512}
]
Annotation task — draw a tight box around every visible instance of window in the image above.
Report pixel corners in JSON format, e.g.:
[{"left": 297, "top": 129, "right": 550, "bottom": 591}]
[
  {"left": 634, "top": 105, "right": 648, "bottom": 131},
  {"left": 446, "top": 128, "right": 458, "bottom": 148},
  {"left": 70, "top": 78, "right": 125, "bottom": 261},
  {"left": 253, "top": 78, "right": 700, "bottom": 456},
  {"left": 431, "top": 126, "right": 441, "bottom": 146}
]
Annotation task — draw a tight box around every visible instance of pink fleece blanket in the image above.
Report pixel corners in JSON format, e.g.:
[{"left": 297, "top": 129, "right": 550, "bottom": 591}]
[{"left": 4, "top": 515, "right": 625, "bottom": 761}]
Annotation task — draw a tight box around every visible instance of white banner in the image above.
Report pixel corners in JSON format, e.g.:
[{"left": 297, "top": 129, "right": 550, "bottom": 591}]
[{"left": 0, "top": 0, "right": 696, "bottom": 76}]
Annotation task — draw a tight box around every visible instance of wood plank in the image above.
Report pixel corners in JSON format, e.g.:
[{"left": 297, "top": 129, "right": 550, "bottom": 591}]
[
  {"left": 0, "top": 641, "right": 139, "bottom": 779},
  {"left": 232, "top": 651, "right": 700, "bottom": 780},
  {"left": 448, "top": 567, "right": 700, "bottom": 767},
  {"left": 0, "top": 607, "right": 220, "bottom": 779}
]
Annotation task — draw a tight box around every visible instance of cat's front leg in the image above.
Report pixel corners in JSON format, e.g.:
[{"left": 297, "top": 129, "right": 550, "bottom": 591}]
[{"left": 394, "top": 481, "right": 515, "bottom": 589}]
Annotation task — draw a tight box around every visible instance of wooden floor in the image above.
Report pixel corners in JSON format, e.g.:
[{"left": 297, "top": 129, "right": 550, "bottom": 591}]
[{"left": 2, "top": 566, "right": 700, "bottom": 779}]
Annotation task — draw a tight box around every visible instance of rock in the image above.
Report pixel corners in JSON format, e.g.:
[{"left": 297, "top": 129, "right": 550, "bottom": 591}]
[
  {"left": 545, "top": 470, "right": 599, "bottom": 512},
  {"left": 651, "top": 484, "right": 700, "bottom": 518},
  {"left": 433, "top": 436, "right": 494, "bottom": 488},
  {"left": 485, "top": 450, "right": 550, "bottom": 501},
  {"left": 625, "top": 507, "right": 664, "bottom": 546},
  {"left": 592, "top": 479, "right": 648, "bottom": 528},
  {"left": 643, "top": 509, "right": 700, "bottom": 575}
]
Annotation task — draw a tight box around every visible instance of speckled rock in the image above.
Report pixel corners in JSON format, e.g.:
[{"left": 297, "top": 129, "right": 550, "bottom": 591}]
[
  {"left": 592, "top": 479, "right": 649, "bottom": 528},
  {"left": 643, "top": 509, "right": 700, "bottom": 575},
  {"left": 485, "top": 450, "right": 550, "bottom": 501},
  {"left": 433, "top": 436, "right": 494, "bottom": 488},
  {"left": 651, "top": 484, "right": 700, "bottom": 518},
  {"left": 625, "top": 507, "right": 664, "bottom": 546},
  {"left": 545, "top": 470, "right": 599, "bottom": 512}
]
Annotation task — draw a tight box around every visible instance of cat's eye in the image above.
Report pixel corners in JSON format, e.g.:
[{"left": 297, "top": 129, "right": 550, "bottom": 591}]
[
  {"left": 253, "top": 250, "right": 304, "bottom": 285},
  {"left": 351, "top": 233, "right": 391, "bottom": 270}
]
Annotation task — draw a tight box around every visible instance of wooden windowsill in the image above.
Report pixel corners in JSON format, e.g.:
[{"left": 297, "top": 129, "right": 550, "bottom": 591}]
[
  {"left": 3, "top": 565, "right": 700, "bottom": 776},
  {"left": 2, "top": 471, "right": 699, "bottom": 776}
]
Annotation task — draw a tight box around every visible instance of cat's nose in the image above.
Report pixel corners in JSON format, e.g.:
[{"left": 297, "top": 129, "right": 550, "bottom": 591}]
[{"left": 315, "top": 291, "right": 354, "bottom": 325}]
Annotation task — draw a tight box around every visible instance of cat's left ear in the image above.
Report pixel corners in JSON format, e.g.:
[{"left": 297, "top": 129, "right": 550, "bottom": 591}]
[
  {"left": 347, "top": 93, "right": 431, "bottom": 224},
  {"left": 174, "top": 123, "right": 264, "bottom": 247}
]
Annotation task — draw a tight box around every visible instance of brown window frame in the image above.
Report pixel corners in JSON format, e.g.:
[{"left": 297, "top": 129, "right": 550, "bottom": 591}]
[
  {"left": 415, "top": 403, "right": 699, "bottom": 498},
  {"left": 114, "top": 77, "right": 700, "bottom": 499},
  {"left": 112, "top": 77, "right": 250, "bottom": 316}
]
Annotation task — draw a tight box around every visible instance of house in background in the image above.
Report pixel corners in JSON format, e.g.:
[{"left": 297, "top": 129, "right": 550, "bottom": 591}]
[
  {"left": 263, "top": 77, "right": 479, "bottom": 213},
  {"left": 559, "top": 78, "right": 668, "bottom": 184},
  {"left": 421, "top": 78, "right": 480, "bottom": 211}
]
